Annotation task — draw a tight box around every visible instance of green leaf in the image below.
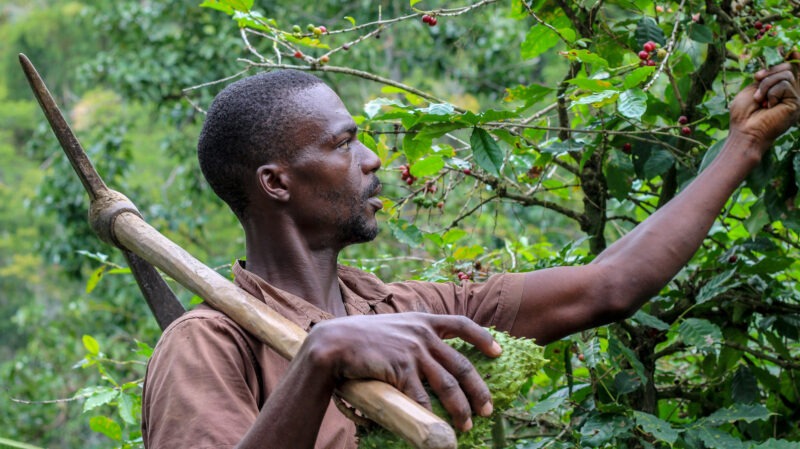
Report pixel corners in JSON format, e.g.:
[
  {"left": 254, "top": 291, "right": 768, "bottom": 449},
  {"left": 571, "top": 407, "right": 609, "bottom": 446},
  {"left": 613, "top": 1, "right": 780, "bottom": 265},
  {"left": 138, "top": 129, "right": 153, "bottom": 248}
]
[
  {"left": 118, "top": 392, "right": 137, "bottom": 425},
  {"left": 573, "top": 90, "right": 619, "bottom": 107},
  {"left": 566, "top": 78, "right": 615, "bottom": 92},
  {"left": 470, "top": 128, "right": 504, "bottom": 176},
  {"left": 410, "top": 0, "right": 422, "bottom": 6},
  {"left": 613, "top": 371, "right": 642, "bottom": 395},
  {"left": 521, "top": 25, "right": 561, "bottom": 60},
  {"left": 441, "top": 229, "right": 467, "bottom": 245},
  {"left": 632, "top": 310, "right": 670, "bottom": 331},
  {"left": 635, "top": 17, "right": 666, "bottom": 48},
  {"left": 608, "top": 336, "right": 648, "bottom": 385},
  {"left": 696, "top": 268, "right": 738, "bottom": 304},
  {"left": 403, "top": 133, "right": 433, "bottom": 162},
  {"left": 679, "top": 318, "right": 723, "bottom": 353},
  {"left": 135, "top": 341, "right": 154, "bottom": 358},
  {"left": 744, "top": 199, "right": 770, "bottom": 237},
  {"left": 526, "top": 391, "right": 567, "bottom": 415},
  {"left": 689, "top": 23, "right": 714, "bottom": 43},
  {"left": 565, "top": 49, "right": 609, "bottom": 67},
  {"left": 504, "top": 84, "right": 553, "bottom": 109},
  {"left": 85, "top": 265, "right": 106, "bottom": 293},
  {"left": 618, "top": 89, "right": 647, "bottom": 120},
  {"left": 740, "top": 256, "right": 793, "bottom": 275},
  {"left": 453, "top": 244, "right": 484, "bottom": 260},
  {"left": 694, "top": 426, "right": 745, "bottom": 449},
  {"left": 605, "top": 149, "right": 634, "bottom": 201},
  {"left": 702, "top": 404, "right": 771, "bottom": 426},
  {"left": 634, "top": 411, "right": 680, "bottom": 444},
  {"left": 623, "top": 66, "right": 655, "bottom": 89},
  {"left": 199, "top": 0, "right": 234, "bottom": 14},
  {"left": 580, "top": 413, "right": 631, "bottom": 446},
  {"left": 751, "top": 438, "right": 800, "bottom": 449},
  {"left": 542, "top": 139, "right": 582, "bottom": 154},
  {"left": 82, "top": 335, "right": 100, "bottom": 356},
  {"left": 643, "top": 149, "right": 674, "bottom": 179},
  {"left": 388, "top": 219, "right": 423, "bottom": 248},
  {"left": 416, "top": 103, "right": 455, "bottom": 115},
  {"left": 731, "top": 365, "right": 759, "bottom": 404},
  {"left": 410, "top": 155, "right": 444, "bottom": 177},
  {"left": 83, "top": 387, "right": 119, "bottom": 413},
  {"left": 699, "top": 138, "right": 726, "bottom": 173},
  {"left": 89, "top": 416, "right": 122, "bottom": 442},
  {"left": 364, "top": 98, "right": 406, "bottom": 118}
]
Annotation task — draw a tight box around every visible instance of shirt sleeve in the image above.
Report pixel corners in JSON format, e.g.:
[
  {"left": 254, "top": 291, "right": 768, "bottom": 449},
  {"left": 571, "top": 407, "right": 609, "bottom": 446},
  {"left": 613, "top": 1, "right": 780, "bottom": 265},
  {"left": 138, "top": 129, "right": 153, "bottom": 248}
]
[
  {"left": 384, "top": 272, "right": 526, "bottom": 332},
  {"left": 142, "top": 312, "right": 262, "bottom": 449}
]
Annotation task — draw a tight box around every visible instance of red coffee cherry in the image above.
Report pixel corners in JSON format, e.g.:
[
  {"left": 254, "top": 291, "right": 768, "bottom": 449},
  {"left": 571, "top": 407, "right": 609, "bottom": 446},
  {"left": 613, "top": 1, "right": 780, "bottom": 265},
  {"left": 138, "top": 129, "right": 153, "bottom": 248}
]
[
  {"left": 681, "top": 126, "right": 692, "bottom": 136},
  {"left": 678, "top": 115, "right": 689, "bottom": 125},
  {"left": 638, "top": 50, "right": 650, "bottom": 60}
]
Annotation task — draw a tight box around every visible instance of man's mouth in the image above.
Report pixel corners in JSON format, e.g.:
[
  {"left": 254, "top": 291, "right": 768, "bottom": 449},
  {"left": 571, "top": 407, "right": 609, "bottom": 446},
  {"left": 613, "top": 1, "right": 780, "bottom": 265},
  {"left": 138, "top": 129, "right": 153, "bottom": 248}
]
[{"left": 366, "top": 179, "right": 383, "bottom": 210}]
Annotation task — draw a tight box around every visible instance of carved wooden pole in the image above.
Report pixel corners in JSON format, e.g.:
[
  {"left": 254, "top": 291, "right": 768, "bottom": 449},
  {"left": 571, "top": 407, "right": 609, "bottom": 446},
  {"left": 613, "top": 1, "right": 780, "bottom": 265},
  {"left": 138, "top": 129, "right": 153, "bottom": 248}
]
[{"left": 19, "top": 54, "right": 456, "bottom": 449}]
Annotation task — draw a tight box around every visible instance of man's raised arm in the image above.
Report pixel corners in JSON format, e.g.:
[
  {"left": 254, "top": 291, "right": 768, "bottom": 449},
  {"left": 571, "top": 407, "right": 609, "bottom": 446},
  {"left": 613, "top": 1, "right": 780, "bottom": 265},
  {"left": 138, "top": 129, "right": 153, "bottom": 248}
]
[{"left": 511, "top": 54, "right": 800, "bottom": 344}]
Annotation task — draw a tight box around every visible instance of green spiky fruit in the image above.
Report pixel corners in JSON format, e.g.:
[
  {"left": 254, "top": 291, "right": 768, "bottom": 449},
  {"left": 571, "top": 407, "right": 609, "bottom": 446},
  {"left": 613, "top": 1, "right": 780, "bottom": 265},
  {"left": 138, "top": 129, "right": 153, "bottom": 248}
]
[{"left": 357, "top": 329, "right": 547, "bottom": 448}]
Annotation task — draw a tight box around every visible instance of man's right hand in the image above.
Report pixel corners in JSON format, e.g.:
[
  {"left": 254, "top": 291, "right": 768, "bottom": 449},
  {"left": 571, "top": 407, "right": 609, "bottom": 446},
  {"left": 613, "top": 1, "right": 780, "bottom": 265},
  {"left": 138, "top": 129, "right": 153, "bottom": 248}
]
[{"left": 302, "top": 313, "right": 501, "bottom": 432}]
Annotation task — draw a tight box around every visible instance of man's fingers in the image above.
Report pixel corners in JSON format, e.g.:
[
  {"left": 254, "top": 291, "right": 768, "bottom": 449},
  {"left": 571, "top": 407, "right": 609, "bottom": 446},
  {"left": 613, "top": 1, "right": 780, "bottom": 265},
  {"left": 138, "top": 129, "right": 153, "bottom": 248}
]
[
  {"left": 399, "top": 374, "right": 432, "bottom": 412},
  {"left": 430, "top": 315, "right": 502, "bottom": 358},
  {"left": 430, "top": 342, "right": 493, "bottom": 418},
  {"left": 767, "top": 80, "right": 797, "bottom": 108},
  {"left": 756, "top": 62, "right": 793, "bottom": 81},
  {"left": 420, "top": 358, "right": 474, "bottom": 432},
  {"left": 755, "top": 71, "right": 797, "bottom": 102}
]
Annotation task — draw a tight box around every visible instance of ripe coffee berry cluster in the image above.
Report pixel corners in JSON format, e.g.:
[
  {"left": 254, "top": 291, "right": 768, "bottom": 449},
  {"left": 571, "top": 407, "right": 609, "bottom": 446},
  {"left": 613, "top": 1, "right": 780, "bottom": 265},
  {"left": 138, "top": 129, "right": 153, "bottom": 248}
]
[
  {"left": 677, "top": 115, "right": 692, "bottom": 136},
  {"left": 399, "top": 164, "right": 417, "bottom": 185},
  {"left": 421, "top": 14, "right": 438, "bottom": 26},
  {"left": 637, "top": 41, "right": 659, "bottom": 67},
  {"left": 457, "top": 271, "right": 472, "bottom": 281},
  {"left": 753, "top": 21, "right": 775, "bottom": 40},
  {"left": 424, "top": 181, "right": 438, "bottom": 194}
]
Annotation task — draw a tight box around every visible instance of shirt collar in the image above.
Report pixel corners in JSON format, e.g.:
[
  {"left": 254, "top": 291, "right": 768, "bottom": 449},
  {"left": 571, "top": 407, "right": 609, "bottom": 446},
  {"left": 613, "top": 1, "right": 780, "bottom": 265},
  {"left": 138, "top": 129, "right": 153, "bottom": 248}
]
[{"left": 232, "top": 260, "right": 391, "bottom": 332}]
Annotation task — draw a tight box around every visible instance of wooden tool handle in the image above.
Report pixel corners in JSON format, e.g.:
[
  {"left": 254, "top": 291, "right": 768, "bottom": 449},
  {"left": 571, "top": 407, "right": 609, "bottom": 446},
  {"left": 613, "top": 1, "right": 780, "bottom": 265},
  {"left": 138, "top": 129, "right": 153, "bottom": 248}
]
[{"left": 113, "top": 212, "right": 457, "bottom": 449}]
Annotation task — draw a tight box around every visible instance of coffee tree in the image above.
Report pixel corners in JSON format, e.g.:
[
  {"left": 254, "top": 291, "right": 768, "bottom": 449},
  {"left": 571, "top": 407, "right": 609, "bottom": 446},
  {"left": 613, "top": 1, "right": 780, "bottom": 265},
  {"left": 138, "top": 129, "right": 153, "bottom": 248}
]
[{"left": 187, "top": 0, "right": 800, "bottom": 447}]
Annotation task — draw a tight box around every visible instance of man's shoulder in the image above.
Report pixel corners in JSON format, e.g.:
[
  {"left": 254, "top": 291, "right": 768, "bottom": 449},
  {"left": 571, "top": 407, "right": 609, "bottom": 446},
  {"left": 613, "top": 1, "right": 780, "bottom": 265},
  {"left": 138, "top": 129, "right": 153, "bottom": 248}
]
[{"left": 155, "top": 303, "right": 253, "bottom": 352}]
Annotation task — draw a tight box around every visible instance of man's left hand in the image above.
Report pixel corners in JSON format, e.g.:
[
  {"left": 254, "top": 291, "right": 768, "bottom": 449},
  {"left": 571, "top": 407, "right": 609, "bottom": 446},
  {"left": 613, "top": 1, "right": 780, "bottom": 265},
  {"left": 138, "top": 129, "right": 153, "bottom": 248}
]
[{"left": 729, "top": 51, "right": 800, "bottom": 154}]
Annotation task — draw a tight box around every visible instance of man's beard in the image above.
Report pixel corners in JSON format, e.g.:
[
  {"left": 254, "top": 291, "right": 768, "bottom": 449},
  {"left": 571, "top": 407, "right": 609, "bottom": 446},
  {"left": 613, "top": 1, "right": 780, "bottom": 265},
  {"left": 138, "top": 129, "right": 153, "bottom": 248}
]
[{"left": 331, "top": 176, "right": 381, "bottom": 245}]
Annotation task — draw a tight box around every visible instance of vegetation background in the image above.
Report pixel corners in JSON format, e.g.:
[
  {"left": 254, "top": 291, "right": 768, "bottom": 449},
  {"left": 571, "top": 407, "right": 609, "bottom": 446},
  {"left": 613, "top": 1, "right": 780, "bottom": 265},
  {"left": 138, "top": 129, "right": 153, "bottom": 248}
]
[{"left": 0, "top": 0, "right": 799, "bottom": 448}]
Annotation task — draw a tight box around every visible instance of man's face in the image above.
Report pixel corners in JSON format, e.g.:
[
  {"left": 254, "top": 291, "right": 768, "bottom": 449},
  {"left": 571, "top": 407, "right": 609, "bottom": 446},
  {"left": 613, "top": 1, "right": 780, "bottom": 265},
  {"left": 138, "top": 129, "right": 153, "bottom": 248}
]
[{"left": 285, "top": 84, "right": 383, "bottom": 248}]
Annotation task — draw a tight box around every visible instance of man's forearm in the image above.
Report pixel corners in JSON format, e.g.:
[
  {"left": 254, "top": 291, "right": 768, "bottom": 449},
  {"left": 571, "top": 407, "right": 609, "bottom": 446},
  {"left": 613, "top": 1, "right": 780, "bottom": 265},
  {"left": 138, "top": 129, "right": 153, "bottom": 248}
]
[
  {"left": 235, "top": 339, "right": 336, "bottom": 449},
  {"left": 592, "top": 131, "right": 761, "bottom": 305}
]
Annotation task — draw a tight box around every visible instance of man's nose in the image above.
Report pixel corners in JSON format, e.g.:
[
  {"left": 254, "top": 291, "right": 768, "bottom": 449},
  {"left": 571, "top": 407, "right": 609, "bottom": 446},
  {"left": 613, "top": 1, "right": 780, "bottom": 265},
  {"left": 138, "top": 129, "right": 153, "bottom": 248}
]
[{"left": 358, "top": 139, "right": 381, "bottom": 174}]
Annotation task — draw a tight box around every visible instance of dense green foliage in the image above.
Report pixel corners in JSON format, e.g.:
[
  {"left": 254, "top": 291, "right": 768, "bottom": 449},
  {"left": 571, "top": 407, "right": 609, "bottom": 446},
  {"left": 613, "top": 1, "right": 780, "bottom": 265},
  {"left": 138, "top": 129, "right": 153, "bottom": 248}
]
[
  {"left": 358, "top": 329, "right": 548, "bottom": 448},
  {"left": 1, "top": 0, "right": 800, "bottom": 448}
]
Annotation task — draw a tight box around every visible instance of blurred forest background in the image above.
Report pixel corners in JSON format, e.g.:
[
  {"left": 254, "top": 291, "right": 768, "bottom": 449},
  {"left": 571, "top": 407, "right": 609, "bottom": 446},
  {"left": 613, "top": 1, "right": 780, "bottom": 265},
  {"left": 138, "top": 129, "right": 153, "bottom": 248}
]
[{"left": 0, "top": 0, "right": 799, "bottom": 448}]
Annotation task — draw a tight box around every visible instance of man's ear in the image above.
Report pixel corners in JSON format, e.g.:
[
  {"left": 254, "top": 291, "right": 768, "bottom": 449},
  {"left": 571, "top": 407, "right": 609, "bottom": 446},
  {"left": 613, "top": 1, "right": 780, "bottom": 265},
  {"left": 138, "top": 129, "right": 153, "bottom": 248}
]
[{"left": 256, "top": 164, "right": 291, "bottom": 202}]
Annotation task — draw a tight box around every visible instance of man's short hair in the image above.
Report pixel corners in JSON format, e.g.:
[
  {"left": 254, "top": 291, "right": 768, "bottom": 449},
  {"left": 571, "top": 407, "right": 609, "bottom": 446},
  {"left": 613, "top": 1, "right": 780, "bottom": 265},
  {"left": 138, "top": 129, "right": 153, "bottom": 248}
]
[{"left": 197, "top": 70, "right": 324, "bottom": 218}]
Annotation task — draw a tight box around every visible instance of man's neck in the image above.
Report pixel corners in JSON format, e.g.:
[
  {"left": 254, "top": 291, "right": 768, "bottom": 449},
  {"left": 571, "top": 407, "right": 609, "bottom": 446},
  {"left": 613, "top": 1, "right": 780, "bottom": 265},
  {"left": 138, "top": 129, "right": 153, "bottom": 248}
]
[{"left": 243, "top": 224, "right": 347, "bottom": 317}]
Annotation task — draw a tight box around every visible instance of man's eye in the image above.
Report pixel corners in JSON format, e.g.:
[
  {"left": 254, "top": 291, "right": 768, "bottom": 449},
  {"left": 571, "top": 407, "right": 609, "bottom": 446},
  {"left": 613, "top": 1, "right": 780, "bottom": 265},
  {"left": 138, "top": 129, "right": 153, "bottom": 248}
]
[{"left": 338, "top": 140, "right": 351, "bottom": 150}]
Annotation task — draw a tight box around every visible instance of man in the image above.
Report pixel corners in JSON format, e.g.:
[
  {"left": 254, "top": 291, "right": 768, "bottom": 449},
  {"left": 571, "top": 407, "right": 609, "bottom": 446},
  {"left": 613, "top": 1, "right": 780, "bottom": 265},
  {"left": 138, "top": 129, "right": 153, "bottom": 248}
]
[{"left": 141, "top": 55, "right": 800, "bottom": 448}]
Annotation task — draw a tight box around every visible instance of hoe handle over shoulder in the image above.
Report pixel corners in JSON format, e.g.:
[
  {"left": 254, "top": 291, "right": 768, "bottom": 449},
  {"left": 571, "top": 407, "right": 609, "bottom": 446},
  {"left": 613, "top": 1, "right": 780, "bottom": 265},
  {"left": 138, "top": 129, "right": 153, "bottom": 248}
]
[{"left": 19, "top": 53, "right": 456, "bottom": 449}]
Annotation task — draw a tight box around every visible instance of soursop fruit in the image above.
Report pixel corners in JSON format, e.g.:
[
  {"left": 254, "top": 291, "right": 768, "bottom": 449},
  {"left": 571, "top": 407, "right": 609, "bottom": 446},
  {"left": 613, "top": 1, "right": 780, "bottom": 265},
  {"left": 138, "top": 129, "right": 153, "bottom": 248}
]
[{"left": 357, "top": 328, "right": 547, "bottom": 448}]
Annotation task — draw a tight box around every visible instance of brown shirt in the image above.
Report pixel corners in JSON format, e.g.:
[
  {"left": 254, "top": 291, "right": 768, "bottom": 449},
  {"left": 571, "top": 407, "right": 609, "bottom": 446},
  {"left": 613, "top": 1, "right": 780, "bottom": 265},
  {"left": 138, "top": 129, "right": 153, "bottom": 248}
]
[{"left": 141, "top": 262, "right": 525, "bottom": 448}]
